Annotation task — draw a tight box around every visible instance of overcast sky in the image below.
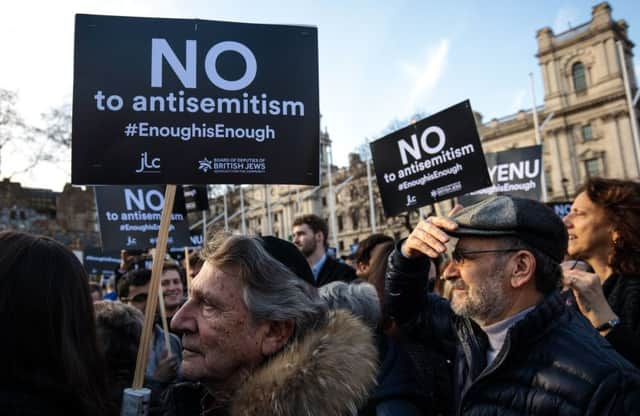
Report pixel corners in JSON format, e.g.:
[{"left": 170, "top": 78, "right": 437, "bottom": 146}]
[{"left": 2, "top": 0, "right": 639, "bottom": 191}]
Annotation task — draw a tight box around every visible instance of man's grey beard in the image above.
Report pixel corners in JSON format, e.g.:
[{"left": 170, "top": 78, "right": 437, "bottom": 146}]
[{"left": 450, "top": 257, "right": 510, "bottom": 326}]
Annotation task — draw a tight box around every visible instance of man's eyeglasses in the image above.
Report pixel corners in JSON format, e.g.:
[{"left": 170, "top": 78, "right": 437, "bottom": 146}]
[{"left": 450, "top": 248, "right": 523, "bottom": 265}]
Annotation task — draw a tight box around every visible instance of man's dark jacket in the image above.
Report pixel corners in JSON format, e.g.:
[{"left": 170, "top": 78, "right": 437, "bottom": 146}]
[
  {"left": 316, "top": 254, "right": 357, "bottom": 287},
  {"left": 385, "top": 245, "right": 640, "bottom": 415}
]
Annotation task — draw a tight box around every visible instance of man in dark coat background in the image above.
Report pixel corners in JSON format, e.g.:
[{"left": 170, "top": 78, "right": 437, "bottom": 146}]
[
  {"left": 293, "top": 214, "right": 356, "bottom": 286},
  {"left": 386, "top": 196, "right": 640, "bottom": 415}
]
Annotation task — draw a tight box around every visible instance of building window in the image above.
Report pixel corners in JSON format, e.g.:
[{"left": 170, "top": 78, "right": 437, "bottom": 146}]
[
  {"left": 585, "top": 158, "right": 601, "bottom": 177},
  {"left": 351, "top": 210, "right": 359, "bottom": 230},
  {"left": 572, "top": 62, "right": 587, "bottom": 92},
  {"left": 274, "top": 213, "right": 278, "bottom": 222},
  {"left": 322, "top": 196, "right": 327, "bottom": 207},
  {"left": 337, "top": 215, "right": 343, "bottom": 231},
  {"left": 545, "top": 168, "right": 553, "bottom": 193},
  {"left": 582, "top": 124, "right": 593, "bottom": 141},
  {"left": 339, "top": 240, "right": 344, "bottom": 251}
]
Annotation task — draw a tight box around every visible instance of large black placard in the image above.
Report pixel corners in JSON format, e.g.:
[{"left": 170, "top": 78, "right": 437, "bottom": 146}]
[
  {"left": 95, "top": 185, "right": 191, "bottom": 250},
  {"left": 73, "top": 14, "right": 319, "bottom": 185},
  {"left": 370, "top": 100, "right": 490, "bottom": 217}
]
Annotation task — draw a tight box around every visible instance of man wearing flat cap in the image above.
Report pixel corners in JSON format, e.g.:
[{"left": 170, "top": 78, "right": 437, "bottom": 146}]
[{"left": 385, "top": 196, "right": 640, "bottom": 415}]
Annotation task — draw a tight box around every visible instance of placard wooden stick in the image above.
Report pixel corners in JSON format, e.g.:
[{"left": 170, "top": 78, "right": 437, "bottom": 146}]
[
  {"left": 132, "top": 184, "right": 176, "bottom": 389},
  {"left": 156, "top": 282, "right": 173, "bottom": 356}
]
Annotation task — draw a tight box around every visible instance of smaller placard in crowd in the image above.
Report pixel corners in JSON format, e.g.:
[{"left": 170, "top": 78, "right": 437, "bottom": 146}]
[
  {"left": 458, "top": 145, "right": 543, "bottom": 206},
  {"left": 83, "top": 246, "right": 121, "bottom": 277},
  {"left": 183, "top": 185, "right": 210, "bottom": 212},
  {"left": 94, "top": 185, "right": 190, "bottom": 251},
  {"left": 370, "top": 100, "right": 491, "bottom": 217},
  {"left": 547, "top": 200, "right": 573, "bottom": 218}
]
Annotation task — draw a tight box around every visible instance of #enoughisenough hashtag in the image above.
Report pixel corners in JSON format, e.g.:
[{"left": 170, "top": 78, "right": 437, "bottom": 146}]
[{"left": 124, "top": 123, "right": 138, "bottom": 136}]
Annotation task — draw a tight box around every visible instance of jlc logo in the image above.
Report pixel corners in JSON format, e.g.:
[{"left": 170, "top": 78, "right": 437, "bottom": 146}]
[
  {"left": 406, "top": 194, "right": 417, "bottom": 206},
  {"left": 136, "top": 152, "right": 161, "bottom": 173}
]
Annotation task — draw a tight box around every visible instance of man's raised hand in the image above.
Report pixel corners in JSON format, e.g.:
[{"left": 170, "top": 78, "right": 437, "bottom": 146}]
[{"left": 401, "top": 216, "right": 458, "bottom": 259}]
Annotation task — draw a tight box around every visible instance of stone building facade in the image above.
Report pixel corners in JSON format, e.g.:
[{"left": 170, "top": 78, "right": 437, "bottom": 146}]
[
  {"left": 204, "top": 2, "right": 639, "bottom": 257},
  {"left": 477, "top": 2, "right": 639, "bottom": 200}
]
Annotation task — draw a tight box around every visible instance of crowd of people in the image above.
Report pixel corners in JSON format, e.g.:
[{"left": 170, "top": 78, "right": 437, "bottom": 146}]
[{"left": 1, "top": 176, "right": 640, "bottom": 415}]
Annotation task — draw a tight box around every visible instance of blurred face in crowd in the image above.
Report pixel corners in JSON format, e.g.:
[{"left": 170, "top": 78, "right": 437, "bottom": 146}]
[
  {"left": 563, "top": 192, "right": 614, "bottom": 262},
  {"left": 127, "top": 283, "right": 150, "bottom": 313},
  {"left": 171, "top": 262, "right": 272, "bottom": 386},
  {"left": 443, "top": 237, "right": 512, "bottom": 326},
  {"left": 90, "top": 287, "right": 102, "bottom": 302},
  {"left": 293, "top": 224, "right": 323, "bottom": 258},
  {"left": 161, "top": 268, "right": 184, "bottom": 310}
]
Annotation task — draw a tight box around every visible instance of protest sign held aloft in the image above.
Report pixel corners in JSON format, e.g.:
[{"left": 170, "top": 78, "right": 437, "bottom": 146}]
[
  {"left": 370, "top": 100, "right": 491, "bottom": 217},
  {"left": 458, "top": 145, "right": 543, "bottom": 206},
  {"left": 72, "top": 14, "right": 319, "bottom": 185},
  {"left": 95, "top": 185, "right": 190, "bottom": 251}
]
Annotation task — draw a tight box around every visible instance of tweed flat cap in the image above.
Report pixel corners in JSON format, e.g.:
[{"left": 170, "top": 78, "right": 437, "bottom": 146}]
[{"left": 449, "top": 196, "right": 568, "bottom": 263}]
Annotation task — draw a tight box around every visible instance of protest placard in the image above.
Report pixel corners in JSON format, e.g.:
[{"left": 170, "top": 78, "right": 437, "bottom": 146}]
[
  {"left": 83, "top": 247, "right": 121, "bottom": 277},
  {"left": 547, "top": 200, "right": 573, "bottom": 218},
  {"left": 458, "top": 145, "right": 543, "bottom": 205},
  {"left": 72, "top": 14, "right": 319, "bottom": 185},
  {"left": 183, "top": 185, "right": 209, "bottom": 212},
  {"left": 370, "top": 100, "right": 491, "bottom": 217},
  {"left": 94, "top": 185, "right": 190, "bottom": 251}
]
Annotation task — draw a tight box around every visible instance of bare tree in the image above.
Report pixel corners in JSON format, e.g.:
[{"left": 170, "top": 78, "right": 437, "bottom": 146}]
[
  {"left": 0, "top": 89, "right": 26, "bottom": 176},
  {"left": 41, "top": 103, "right": 72, "bottom": 149}
]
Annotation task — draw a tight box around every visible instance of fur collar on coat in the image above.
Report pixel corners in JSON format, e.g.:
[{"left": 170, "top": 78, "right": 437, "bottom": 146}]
[{"left": 227, "top": 310, "right": 378, "bottom": 416}]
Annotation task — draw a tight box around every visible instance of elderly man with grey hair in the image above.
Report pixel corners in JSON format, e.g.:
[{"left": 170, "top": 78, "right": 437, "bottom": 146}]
[{"left": 170, "top": 234, "right": 377, "bottom": 416}]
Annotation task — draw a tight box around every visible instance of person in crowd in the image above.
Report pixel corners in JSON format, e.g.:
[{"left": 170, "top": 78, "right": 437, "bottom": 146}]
[
  {"left": 94, "top": 301, "right": 144, "bottom": 409},
  {"left": 91, "top": 281, "right": 104, "bottom": 302},
  {"left": 103, "top": 277, "right": 118, "bottom": 301},
  {"left": 361, "top": 237, "right": 453, "bottom": 415},
  {"left": 562, "top": 177, "right": 640, "bottom": 367},
  {"left": 292, "top": 214, "right": 357, "bottom": 286},
  {"left": 386, "top": 196, "right": 640, "bottom": 414},
  {"left": 341, "top": 252, "right": 357, "bottom": 269},
  {"left": 118, "top": 268, "right": 182, "bottom": 383},
  {"left": 94, "top": 300, "right": 175, "bottom": 415},
  {"left": 160, "top": 261, "right": 187, "bottom": 328},
  {"left": 354, "top": 233, "right": 394, "bottom": 279},
  {"left": 320, "top": 281, "right": 431, "bottom": 415},
  {"left": 169, "top": 234, "right": 377, "bottom": 415},
  {"left": 0, "top": 231, "right": 114, "bottom": 416}
]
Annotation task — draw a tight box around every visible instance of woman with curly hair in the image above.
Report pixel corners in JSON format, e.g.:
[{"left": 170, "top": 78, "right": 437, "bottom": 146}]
[{"left": 563, "top": 177, "right": 640, "bottom": 367}]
